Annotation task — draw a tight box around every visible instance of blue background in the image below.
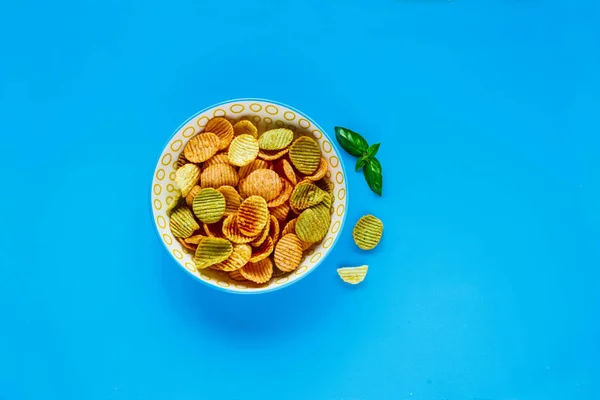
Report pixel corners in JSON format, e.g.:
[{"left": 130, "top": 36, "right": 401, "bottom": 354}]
[{"left": 1, "top": 0, "right": 598, "bottom": 399}]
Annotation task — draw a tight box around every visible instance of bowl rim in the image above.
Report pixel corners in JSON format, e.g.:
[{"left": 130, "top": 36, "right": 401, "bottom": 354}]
[{"left": 149, "top": 97, "right": 349, "bottom": 295}]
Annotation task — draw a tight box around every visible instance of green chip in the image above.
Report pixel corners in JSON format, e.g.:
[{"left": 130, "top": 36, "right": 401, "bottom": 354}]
[
  {"left": 258, "top": 128, "right": 294, "bottom": 151},
  {"left": 289, "top": 181, "right": 328, "bottom": 211},
  {"left": 289, "top": 136, "right": 321, "bottom": 175},
  {"left": 295, "top": 203, "right": 331, "bottom": 243},
  {"left": 194, "top": 237, "right": 233, "bottom": 269},
  {"left": 169, "top": 206, "right": 200, "bottom": 238},
  {"left": 192, "top": 188, "right": 226, "bottom": 224},
  {"left": 166, "top": 190, "right": 185, "bottom": 217},
  {"left": 352, "top": 214, "right": 383, "bottom": 250}
]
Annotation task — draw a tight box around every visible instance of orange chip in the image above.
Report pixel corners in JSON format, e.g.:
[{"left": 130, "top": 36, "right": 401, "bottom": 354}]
[
  {"left": 221, "top": 214, "right": 256, "bottom": 244},
  {"left": 304, "top": 157, "right": 328, "bottom": 181},
  {"left": 228, "top": 269, "right": 248, "bottom": 281},
  {"left": 269, "top": 215, "right": 280, "bottom": 243},
  {"left": 281, "top": 218, "right": 297, "bottom": 237},
  {"left": 274, "top": 233, "right": 304, "bottom": 272},
  {"left": 250, "top": 219, "right": 271, "bottom": 247},
  {"left": 240, "top": 258, "right": 273, "bottom": 284},
  {"left": 217, "top": 185, "right": 242, "bottom": 216},
  {"left": 238, "top": 159, "right": 270, "bottom": 180},
  {"left": 200, "top": 164, "right": 239, "bottom": 188},
  {"left": 266, "top": 178, "right": 293, "bottom": 207},
  {"left": 183, "top": 132, "right": 220, "bottom": 163},
  {"left": 177, "top": 237, "right": 197, "bottom": 252},
  {"left": 281, "top": 159, "right": 298, "bottom": 185},
  {"left": 272, "top": 264, "right": 288, "bottom": 278},
  {"left": 205, "top": 117, "right": 234, "bottom": 150},
  {"left": 202, "top": 153, "right": 230, "bottom": 170},
  {"left": 233, "top": 119, "right": 258, "bottom": 138},
  {"left": 249, "top": 236, "right": 274, "bottom": 263},
  {"left": 212, "top": 244, "right": 252, "bottom": 272},
  {"left": 184, "top": 234, "right": 208, "bottom": 245},
  {"left": 257, "top": 147, "right": 289, "bottom": 161},
  {"left": 203, "top": 221, "right": 225, "bottom": 238},
  {"left": 237, "top": 196, "right": 269, "bottom": 237},
  {"left": 185, "top": 185, "right": 202, "bottom": 207},
  {"left": 269, "top": 202, "right": 290, "bottom": 222},
  {"left": 238, "top": 169, "right": 283, "bottom": 201}
]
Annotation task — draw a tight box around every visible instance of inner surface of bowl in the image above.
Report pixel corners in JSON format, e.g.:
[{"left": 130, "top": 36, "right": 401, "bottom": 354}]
[{"left": 151, "top": 99, "right": 348, "bottom": 293}]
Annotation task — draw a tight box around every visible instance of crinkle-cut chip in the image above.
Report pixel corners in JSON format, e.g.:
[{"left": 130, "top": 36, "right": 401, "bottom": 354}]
[
  {"left": 217, "top": 186, "right": 242, "bottom": 216},
  {"left": 269, "top": 202, "right": 290, "bottom": 222},
  {"left": 337, "top": 265, "right": 368, "bottom": 285},
  {"left": 202, "top": 153, "right": 230, "bottom": 170},
  {"left": 175, "top": 163, "right": 201, "bottom": 196},
  {"left": 281, "top": 159, "right": 298, "bottom": 185},
  {"left": 194, "top": 237, "right": 233, "bottom": 269},
  {"left": 192, "top": 188, "right": 226, "bottom": 224},
  {"left": 166, "top": 191, "right": 185, "bottom": 216},
  {"left": 237, "top": 196, "right": 269, "bottom": 237},
  {"left": 314, "top": 178, "right": 334, "bottom": 195},
  {"left": 250, "top": 219, "right": 271, "bottom": 247},
  {"left": 185, "top": 185, "right": 202, "bottom": 207},
  {"left": 281, "top": 218, "right": 297, "bottom": 237},
  {"left": 249, "top": 236, "right": 274, "bottom": 263},
  {"left": 184, "top": 234, "right": 208, "bottom": 245},
  {"left": 169, "top": 206, "right": 200, "bottom": 238},
  {"left": 304, "top": 157, "right": 328, "bottom": 181},
  {"left": 177, "top": 237, "right": 197, "bottom": 252},
  {"left": 233, "top": 119, "right": 258, "bottom": 138},
  {"left": 221, "top": 214, "right": 256, "bottom": 244},
  {"left": 268, "top": 215, "right": 280, "bottom": 243},
  {"left": 289, "top": 181, "right": 328, "bottom": 211},
  {"left": 295, "top": 204, "right": 330, "bottom": 243},
  {"left": 228, "top": 269, "right": 248, "bottom": 281},
  {"left": 257, "top": 147, "right": 289, "bottom": 161},
  {"left": 184, "top": 132, "right": 220, "bottom": 163},
  {"left": 203, "top": 221, "right": 225, "bottom": 238},
  {"left": 258, "top": 128, "right": 294, "bottom": 150},
  {"left": 175, "top": 151, "right": 189, "bottom": 169},
  {"left": 321, "top": 192, "right": 333, "bottom": 209},
  {"left": 272, "top": 264, "right": 288, "bottom": 278},
  {"left": 201, "top": 164, "right": 239, "bottom": 188},
  {"left": 274, "top": 234, "right": 304, "bottom": 272},
  {"left": 228, "top": 134, "right": 259, "bottom": 167},
  {"left": 289, "top": 136, "right": 321, "bottom": 175},
  {"left": 238, "top": 159, "right": 270, "bottom": 180},
  {"left": 212, "top": 244, "right": 252, "bottom": 272},
  {"left": 266, "top": 179, "right": 293, "bottom": 207},
  {"left": 238, "top": 169, "right": 283, "bottom": 201},
  {"left": 240, "top": 258, "right": 273, "bottom": 284},
  {"left": 352, "top": 214, "right": 384, "bottom": 250},
  {"left": 205, "top": 117, "right": 234, "bottom": 150}
]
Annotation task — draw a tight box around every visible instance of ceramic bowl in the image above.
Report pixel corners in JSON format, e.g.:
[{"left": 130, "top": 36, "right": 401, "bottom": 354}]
[{"left": 150, "top": 99, "right": 348, "bottom": 293}]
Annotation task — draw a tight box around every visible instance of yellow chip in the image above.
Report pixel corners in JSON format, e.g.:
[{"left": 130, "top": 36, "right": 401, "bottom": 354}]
[
  {"left": 203, "top": 221, "right": 225, "bottom": 238},
  {"left": 289, "top": 181, "right": 328, "bottom": 212},
  {"left": 185, "top": 185, "right": 202, "bottom": 207},
  {"left": 250, "top": 218, "right": 271, "bottom": 247},
  {"left": 212, "top": 244, "right": 252, "bottom": 272},
  {"left": 200, "top": 164, "right": 239, "bottom": 188},
  {"left": 169, "top": 206, "right": 200, "bottom": 238},
  {"left": 221, "top": 214, "right": 256, "bottom": 244},
  {"left": 184, "top": 234, "right": 208, "bottom": 245},
  {"left": 205, "top": 117, "right": 234, "bottom": 150},
  {"left": 352, "top": 214, "right": 383, "bottom": 250},
  {"left": 240, "top": 258, "right": 273, "bottom": 284},
  {"left": 269, "top": 202, "right": 290, "bottom": 222},
  {"left": 274, "top": 233, "right": 304, "bottom": 272},
  {"left": 183, "top": 132, "right": 220, "bottom": 163},
  {"left": 192, "top": 188, "right": 226, "bottom": 224},
  {"left": 238, "top": 169, "right": 283, "bottom": 201},
  {"left": 177, "top": 237, "right": 197, "bottom": 252},
  {"left": 337, "top": 265, "right": 368, "bottom": 285},
  {"left": 175, "top": 163, "right": 201, "bottom": 196},
  {"left": 258, "top": 128, "right": 294, "bottom": 150},
  {"left": 166, "top": 191, "right": 185, "bottom": 216},
  {"left": 202, "top": 153, "right": 230, "bottom": 170},
  {"left": 266, "top": 178, "right": 293, "bottom": 207},
  {"left": 194, "top": 237, "right": 233, "bottom": 269},
  {"left": 257, "top": 147, "right": 289, "bottom": 161},
  {"left": 233, "top": 119, "right": 258, "bottom": 138},
  {"left": 228, "top": 269, "right": 248, "bottom": 281},
  {"left": 289, "top": 136, "right": 321, "bottom": 175},
  {"left": 304, "top": 157, "right": 328, "bottom": 181},
  {"left": 295, "top": 203, "right": 330, "bottom": 243},
  {"left": 217, "top": 185, "right": 242, "bottom": 216},
  {"left": 249, "top": 236, "right": 274, "bottom": 263},
  {"left": 175, "top": 151, "right": 189, "bottom": 169},
  {"left": 238, "top": 159, "right": 270, "bottom": 180},
  {"left": 237, "top": 196, "right": 269, "bottom": 237},
  {"left": 228, "top": 134, "right": 259, "bottom": 167},
  {"left": 268, "top": 215, "right": 280, "bottom": 243}
]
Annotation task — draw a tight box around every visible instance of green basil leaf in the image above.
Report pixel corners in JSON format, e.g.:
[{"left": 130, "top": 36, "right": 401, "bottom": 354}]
[
  {"left": 355, "top": 156, "right": 369, "bottom": 172},
  {"left": 364, "top": 143, "right": 380, "bottom": 159},
  {"left": 364, "top": 157, "right": 382, "bottom": 196},
  {"left": 334, "top": 126, "right": 369, "bottom": 157}
]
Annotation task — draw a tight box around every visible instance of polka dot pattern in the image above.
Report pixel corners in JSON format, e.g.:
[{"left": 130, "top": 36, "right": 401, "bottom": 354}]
[{"left": 151, "top": 100, "right": 347, "bottom": 293}]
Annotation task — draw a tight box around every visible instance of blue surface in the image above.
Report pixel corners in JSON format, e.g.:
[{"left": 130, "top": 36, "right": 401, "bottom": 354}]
[{"left": 1, "top": 1, "right": 598, "bottom": 399}]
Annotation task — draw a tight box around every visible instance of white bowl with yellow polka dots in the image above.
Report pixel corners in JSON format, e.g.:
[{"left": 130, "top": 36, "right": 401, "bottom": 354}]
[{"left": 151, "top": 99, "right": 348, "bottom": 293}]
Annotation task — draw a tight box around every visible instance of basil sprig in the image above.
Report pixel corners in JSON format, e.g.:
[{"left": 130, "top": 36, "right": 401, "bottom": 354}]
[{"left": 334, "top": 126, "right": 383, "bottom": 196}]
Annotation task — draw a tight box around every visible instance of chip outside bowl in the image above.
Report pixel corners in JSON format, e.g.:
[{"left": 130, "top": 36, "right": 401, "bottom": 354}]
[{"left": 150, "top": 98, "right": 348, "bottom": 294}]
